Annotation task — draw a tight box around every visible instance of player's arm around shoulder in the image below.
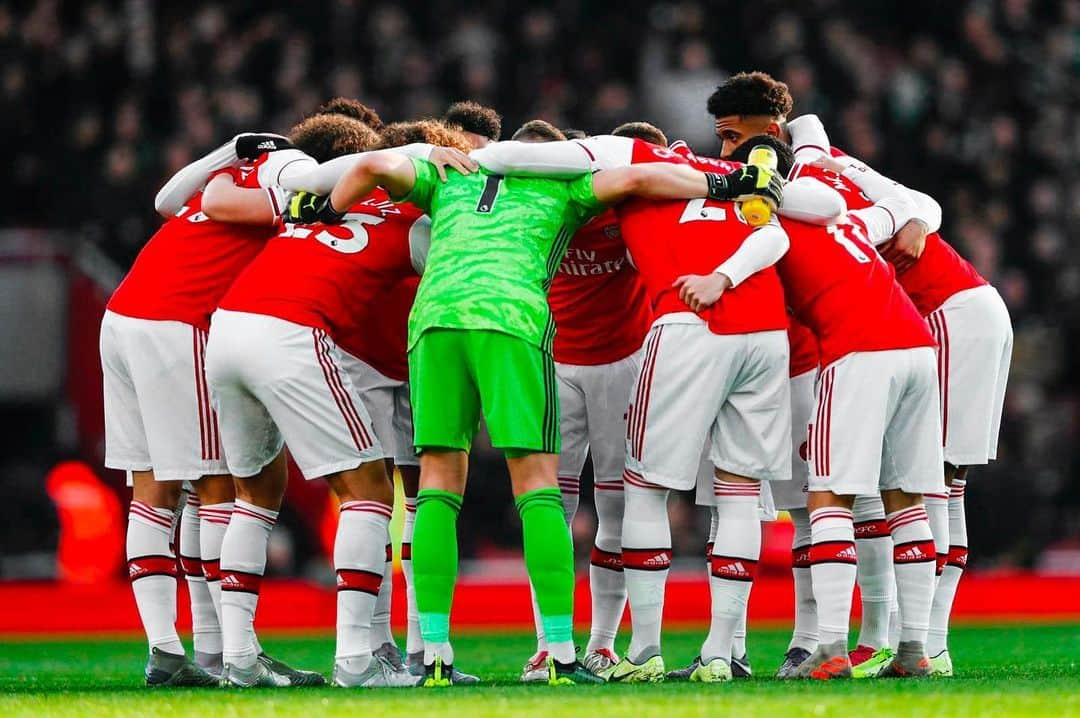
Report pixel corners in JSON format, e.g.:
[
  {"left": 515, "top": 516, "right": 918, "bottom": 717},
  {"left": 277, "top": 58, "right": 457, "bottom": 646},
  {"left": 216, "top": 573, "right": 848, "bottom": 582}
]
[
  {"left": 201, "top": 173, "right": 282, "bottom": 225},
  {"left": 329, "top": 153, "right": 422, "bottom": 212},
  {"left": 590, "top": 162, "right": 709, "bottom": 204}
]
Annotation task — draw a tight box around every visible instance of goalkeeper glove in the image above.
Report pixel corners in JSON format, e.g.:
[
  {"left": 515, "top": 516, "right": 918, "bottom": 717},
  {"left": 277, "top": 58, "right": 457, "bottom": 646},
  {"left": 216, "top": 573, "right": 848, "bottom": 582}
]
[
  {"left": 284, "top": 192, "right": 345, "bottom": 224},
  {"left": 235, "top": 133, "right": 295, "bottom": 161},
  {"left": 705, "top": 165, "right": 784, "bottom": 209}
]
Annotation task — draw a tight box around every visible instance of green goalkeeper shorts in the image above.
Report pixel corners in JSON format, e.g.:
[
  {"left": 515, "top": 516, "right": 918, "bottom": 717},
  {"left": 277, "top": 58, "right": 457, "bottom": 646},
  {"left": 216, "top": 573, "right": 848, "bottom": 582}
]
[{"left": 408, "top": 328, "right": 560, "bottom": 456}]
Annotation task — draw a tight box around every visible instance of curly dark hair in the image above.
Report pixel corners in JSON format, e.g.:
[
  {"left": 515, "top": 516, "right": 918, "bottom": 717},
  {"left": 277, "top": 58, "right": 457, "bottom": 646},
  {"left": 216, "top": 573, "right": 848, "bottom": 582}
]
[
  {"left": 611, "top": 121, "right": 668, "bottom": 147},
  {"left": 378, "top": 119, "right": 473, "bottom": 153},
  {"left": 727, "top": 134, "right": 795, "bottom": 177},
  {"left": 287, "top": 114, "right": 381, "bottom": 163},
  {"left": 561, "top": 128, "right": 588, "bottom": 140},
  {"left": 444, "top": 101, "right": 502, "bottom": 141},
  {"left": 510, "top": 119, "right": 566, "bottom": 142},
  {"left": 309, "top": 97, "right": 384, "bottom": 131},
  {"left": 706, "top": 71, "right": 793, "bottom": 119}
]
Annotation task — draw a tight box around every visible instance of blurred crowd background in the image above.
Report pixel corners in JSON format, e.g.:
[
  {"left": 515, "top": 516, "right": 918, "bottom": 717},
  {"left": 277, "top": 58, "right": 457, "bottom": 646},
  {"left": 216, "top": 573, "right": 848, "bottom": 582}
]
[{"left": 1, "top": 0, "right": 1077, "bottom": 580}]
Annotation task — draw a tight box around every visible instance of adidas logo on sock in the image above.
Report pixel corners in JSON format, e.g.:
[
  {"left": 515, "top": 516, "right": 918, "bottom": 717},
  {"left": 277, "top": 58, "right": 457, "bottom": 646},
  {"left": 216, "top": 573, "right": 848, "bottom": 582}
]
[
  {"left": 643, "top": 552, "right": 670, "bottom": 567},
  {"left": 221, "top": 575, "right": 241, "bottom": 588},
  {"left": 128, "top": 563, "right": 144, "bottom": 578},
  {"left": 714, "top": 560, "right": 751, "bottom": 579},
  {"left": 838, "top": 546, "right": 857, "bottom": 560}
]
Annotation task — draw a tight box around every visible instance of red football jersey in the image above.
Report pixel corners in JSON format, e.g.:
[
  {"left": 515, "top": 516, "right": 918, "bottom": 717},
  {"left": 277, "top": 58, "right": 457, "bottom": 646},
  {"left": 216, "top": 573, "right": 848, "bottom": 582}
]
[
  {"left": 350, "top": 275, "right": 418, "bottom": 382},
  {"left": 218, "top": 188, "right": 421, "bottom": 358},
  {"left": 788, "top": 315, "right": 820, "bottom": 377},
  {"left": 791, "top": 152, "right": 986, "bottom": 316},
  {"left": 618, "top": 203, "right": 788, "bottom": 336},
  {"left": 613, "top": 144, "right": 787, "bottom": 335},
  {"left": 777, "top": 215, "right": 936, "bottom": 368},
  {"left": 106, "top": 153, "right": 291, "bottom": 331},
  {"left": 548, "top": 208, "right": 652, "bottom": 365}
]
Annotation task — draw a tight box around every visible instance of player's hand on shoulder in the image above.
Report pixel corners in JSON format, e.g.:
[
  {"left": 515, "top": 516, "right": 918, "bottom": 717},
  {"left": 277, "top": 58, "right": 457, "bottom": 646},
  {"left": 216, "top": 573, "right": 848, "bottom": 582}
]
[
  {"left": 430, "top": 147, "right": 479, "bottom": 181},
  {"left": 881, "top": 218, "right": 928, "bottom": 272},
  {"left": 235, "top": 133, "right": 295, "bottom": 161},
  {"left": 673, "top": 272, "right": 733, "bottom": 312},
  {"left": 283, "top": 191, "right": 345, "bottom": 225},
  {"left": 809, "top": 155, "right": 848, "bottom": 175}
]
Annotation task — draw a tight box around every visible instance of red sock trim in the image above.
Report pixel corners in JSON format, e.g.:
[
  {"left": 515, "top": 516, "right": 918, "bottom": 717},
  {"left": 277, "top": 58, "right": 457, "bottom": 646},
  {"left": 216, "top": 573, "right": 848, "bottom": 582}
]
[
  {"left": 893, "top": 540, "right": 936, "bottom": 564},
  {"left": 221, "top": 570, "right": 263, "bottom": 594},
  {"left": 710, "top": 555, "right": 758, "bottom": 581},
  {"left": 336, "top": 569, "right": 383, "bottom": 595},
  {"left": 590, "top": 547, "right": 623, "bottom": 571},
  {"left": 792, "top": 545, "right": 812, "bottom": 569},
  {"left": 808, "top": 541, "right": 857, "bottom": 565},
  {"left": 179, "top": 555, "right": 203, "bottom": 577},
  {"left": 622, "top": 547, "right": 671, "bottom": 571},
  {"left": 202, "top": 559, "right": 221, "bottom": 582},
  {"left": 128, "top": 555, "right": 177, "bottom": 582},
  {"left": 946, "top": 545, "right": 969, "bottom": 569}
]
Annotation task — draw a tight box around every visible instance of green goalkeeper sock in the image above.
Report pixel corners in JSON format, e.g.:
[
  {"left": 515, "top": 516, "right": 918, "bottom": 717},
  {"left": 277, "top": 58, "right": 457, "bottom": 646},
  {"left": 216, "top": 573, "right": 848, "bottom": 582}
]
[
  {"left": 413, "top": 489, "right": 463, "bottom": 647},
  {"left": 517, "top": 487, "right": 575, "bottom": 660}
]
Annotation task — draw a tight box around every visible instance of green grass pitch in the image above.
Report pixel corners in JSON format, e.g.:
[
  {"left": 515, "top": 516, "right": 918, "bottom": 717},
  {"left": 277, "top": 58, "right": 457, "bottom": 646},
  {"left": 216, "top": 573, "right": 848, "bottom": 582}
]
[{"left": 2, "top": 624, "right": 1078, "bottom": 717}]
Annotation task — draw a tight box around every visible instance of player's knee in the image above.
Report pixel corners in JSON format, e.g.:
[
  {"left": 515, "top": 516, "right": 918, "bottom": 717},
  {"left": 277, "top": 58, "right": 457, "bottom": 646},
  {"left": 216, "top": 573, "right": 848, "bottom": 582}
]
[
  {"left": 132, "top": 473, "right": 183, "bottom": 508},
  {"left": 326, "top": 459, "right": 393, "bottom": 505},
  {"left": 194, "top": 473, "right": 236, "bottom": 505}
]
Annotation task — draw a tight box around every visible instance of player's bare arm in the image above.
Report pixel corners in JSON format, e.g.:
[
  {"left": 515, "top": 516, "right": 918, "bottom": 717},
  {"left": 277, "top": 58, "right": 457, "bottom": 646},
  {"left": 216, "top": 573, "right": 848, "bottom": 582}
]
[
  {"left": 673, "top": 222, "right": 791, "bottom": 311},
  {"left": 281, "top": 146, "right": 477, "bottom": 195},
  {"left": 592, "top": 162, "right": 783, "bottom": 207},
  {"left": 200, "top": 174, "right": 283, "bottom": 225}
]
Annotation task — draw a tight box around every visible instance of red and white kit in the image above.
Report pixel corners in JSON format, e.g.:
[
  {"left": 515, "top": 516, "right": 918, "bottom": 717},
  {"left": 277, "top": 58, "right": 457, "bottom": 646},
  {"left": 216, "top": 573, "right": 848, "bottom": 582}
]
[
  {"left": 617, "top": 185, "right": 792, "bottom": 490},
  {"left": 337, "top": 275, "right": 421, "bottom": 468},
  {"left": 206, "top": 189, "right": 426, "bottom": 479},
  {"left": 777, "top": 209, "right": 945, "bottom": 497},
  {"left": 769, "top": 317, "right": 819, "bottom": 511},
  {"left": 102, "top": 150, "right": 303, "bottom": 481},
  {"left": 791, "top": 148, "right": 1012, "bottom": 467},
  {"left": 548, "top": 205, "right": 652, "bottom": 492}
]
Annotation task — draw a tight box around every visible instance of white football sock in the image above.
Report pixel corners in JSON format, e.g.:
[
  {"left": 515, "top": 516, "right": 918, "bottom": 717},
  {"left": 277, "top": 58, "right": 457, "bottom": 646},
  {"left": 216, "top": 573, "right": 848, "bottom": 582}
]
[
  {"left": 529, "top": 585, "right": 548, "bottom": 653},
  {"left": 557, "top": 475, "right": 581, "bottom": 525},
  {"left": 335, "top": 500, "right": 393, "bottom": 672},
  {"left": 929, "top": 479, "right": 968, "bottom": 655},
  {"left": 128, "top": 499, "right": 184, "bottom": 655},
  {"left": 587, "top": 479, "right": 625, "bottom": 654},
  {"left": 621, "top": 476, "right": 670, "bottom": 663},
  {"left": 180, "top": 494, "right": 221, "bottom": 656},
  {"left": 197, "top": 501, "right": 233, "bottom": 626},
  {"left": 220, "top": 499, "right": 276, "bottom": 670},
  {"left": 888, "top": 504, "right": 936, "bottom": 645},
  {"left": 788, "top": 507, "right": 818, "bottom": 652},
  {"left": 731, "top": 614, "right": 748, "bottom": 659},
  {"left": 370, "top": 534, "right": 395, "bottom": 650},
  {"left": 924, "top": 492, "right": 950, "bottom": 580},
  {"left": 808, "top": 506, "right": 857, "bottom": 647},
  {"left": 702, "top": 481, "right": 760, "bottom": 663},
  {"left": 853, "top": 494, "right": 894, "bottom": 650},
  {"left": 401, "top": 496, "right": 422, "bottom": 655}
]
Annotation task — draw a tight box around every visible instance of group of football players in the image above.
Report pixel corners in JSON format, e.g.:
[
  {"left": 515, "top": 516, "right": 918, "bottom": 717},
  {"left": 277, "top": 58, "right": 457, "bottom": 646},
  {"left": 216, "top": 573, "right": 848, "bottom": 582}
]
[{"left": 103, "top": 70, "right": 1011, "bottom": 688}]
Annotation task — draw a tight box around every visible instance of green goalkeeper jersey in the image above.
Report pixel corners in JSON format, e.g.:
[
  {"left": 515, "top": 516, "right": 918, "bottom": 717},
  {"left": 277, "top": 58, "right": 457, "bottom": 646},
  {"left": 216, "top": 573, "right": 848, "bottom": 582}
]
[{"left": 399, "top": 158, "right": 605, "bottom": 352}]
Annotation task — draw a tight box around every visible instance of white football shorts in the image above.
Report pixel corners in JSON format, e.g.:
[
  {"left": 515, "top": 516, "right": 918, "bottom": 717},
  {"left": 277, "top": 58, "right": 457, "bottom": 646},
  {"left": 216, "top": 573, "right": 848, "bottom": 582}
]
[
  {"left": 770, "top": 368, "right": 817, "bottom": 511},
  {"left": 926, "top": 286, "right": 1012, "bottom": 466},
  {"left": 807, "top": 347, "right": 945, "bottom": 496},
  {"left": 625, "top": 321, "right": 792, "bottom": 491},
  {"left": 339, "top": 352, "right": 418, "bottom": 467},
  {"left": 204, "top": 310, "right": 384, "bottom": 480},
  {"left": 556, "top": 350, "right": 641, "bottom": 491},
  {"left": 101, "top": 310, "right": 228, "bottom": 482}
]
